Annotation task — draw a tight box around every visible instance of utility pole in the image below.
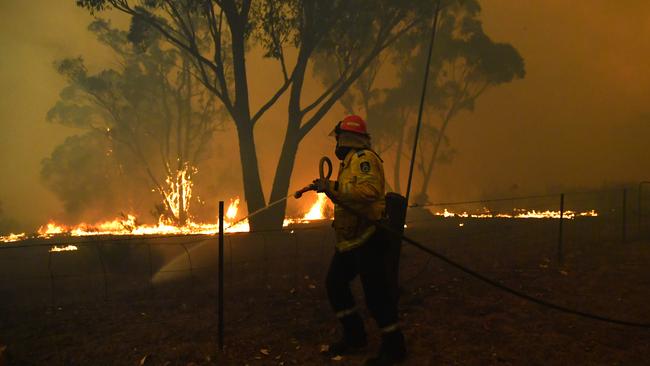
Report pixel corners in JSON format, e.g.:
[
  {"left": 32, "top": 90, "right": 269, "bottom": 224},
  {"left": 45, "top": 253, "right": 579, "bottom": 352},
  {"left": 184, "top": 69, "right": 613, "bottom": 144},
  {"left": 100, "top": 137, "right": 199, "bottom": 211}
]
[{"left": 405, "top": 0, "right": 442, "bottom": 205}]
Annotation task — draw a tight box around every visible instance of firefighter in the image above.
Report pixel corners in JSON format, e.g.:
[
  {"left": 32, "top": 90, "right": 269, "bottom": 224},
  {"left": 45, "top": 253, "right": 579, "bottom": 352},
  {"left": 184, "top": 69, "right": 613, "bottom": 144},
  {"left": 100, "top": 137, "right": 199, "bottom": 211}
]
[{"left": 313, "top": 115, "right": 406, "bottom": 366}]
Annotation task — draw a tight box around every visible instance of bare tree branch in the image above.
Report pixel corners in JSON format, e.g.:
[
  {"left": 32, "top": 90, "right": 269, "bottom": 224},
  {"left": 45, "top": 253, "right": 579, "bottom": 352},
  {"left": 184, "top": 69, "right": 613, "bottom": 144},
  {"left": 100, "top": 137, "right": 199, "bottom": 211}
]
[{"left": 251, "top": 79, "right": 292, "bottom": 126}]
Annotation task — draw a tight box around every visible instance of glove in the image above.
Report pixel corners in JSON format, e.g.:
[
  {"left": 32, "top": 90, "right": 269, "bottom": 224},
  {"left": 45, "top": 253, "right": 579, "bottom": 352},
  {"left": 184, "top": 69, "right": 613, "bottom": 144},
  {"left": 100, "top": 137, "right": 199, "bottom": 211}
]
[{"left": 312, "top": 178, "right": 331, "bottom": 193}]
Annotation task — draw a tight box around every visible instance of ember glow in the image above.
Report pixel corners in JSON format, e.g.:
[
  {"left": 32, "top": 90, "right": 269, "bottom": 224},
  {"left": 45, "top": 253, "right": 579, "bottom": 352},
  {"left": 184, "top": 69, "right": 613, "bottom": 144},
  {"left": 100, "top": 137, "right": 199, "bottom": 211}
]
[
  {"left": 49, "top": 245, "right": 78, "bottom": 252},
  {"left": 430, "top": 208, "right": 598, "bottom": 220}
]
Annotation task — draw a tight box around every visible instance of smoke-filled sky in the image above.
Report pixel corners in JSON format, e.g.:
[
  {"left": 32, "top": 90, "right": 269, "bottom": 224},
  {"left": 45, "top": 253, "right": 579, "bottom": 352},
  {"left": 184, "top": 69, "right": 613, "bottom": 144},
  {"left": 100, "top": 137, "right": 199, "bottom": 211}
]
[
  {"left": 442, "top": 0, "right": 650, "bottom": 199},
  {"left": 1, "top": 0, "right": 649, "bottom": 231}
]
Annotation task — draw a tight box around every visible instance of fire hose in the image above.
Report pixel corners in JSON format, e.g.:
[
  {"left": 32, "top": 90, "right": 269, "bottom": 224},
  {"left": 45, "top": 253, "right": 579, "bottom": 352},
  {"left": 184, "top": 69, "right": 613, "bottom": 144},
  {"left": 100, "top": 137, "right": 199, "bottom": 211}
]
[
  {"left": 294, "top": 156, "right": 332, "bottom": 199},
  {"left": 290, "top": 156, "right": 650, "bottom": 329}
]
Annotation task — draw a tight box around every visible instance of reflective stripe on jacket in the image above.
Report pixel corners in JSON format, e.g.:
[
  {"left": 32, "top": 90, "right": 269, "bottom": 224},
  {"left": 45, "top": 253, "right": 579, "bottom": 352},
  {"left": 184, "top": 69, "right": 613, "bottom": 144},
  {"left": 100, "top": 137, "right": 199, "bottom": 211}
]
[{"left": 329, "top": 149, "right": 385, "bottom": 252}]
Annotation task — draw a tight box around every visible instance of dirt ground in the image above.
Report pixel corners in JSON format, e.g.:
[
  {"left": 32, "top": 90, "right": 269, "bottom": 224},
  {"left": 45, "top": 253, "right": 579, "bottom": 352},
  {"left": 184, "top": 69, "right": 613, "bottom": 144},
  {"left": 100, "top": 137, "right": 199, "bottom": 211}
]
[{"left": 1, "top": 217, "right": 649, "bottom": 365}]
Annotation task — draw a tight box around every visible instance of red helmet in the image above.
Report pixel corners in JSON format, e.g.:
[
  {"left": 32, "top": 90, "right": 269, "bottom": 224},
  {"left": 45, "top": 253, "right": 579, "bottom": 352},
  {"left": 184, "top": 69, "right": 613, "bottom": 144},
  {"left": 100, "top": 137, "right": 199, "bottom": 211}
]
[{"left": 330, "top": 115, "right": 368, "bottom": 136}]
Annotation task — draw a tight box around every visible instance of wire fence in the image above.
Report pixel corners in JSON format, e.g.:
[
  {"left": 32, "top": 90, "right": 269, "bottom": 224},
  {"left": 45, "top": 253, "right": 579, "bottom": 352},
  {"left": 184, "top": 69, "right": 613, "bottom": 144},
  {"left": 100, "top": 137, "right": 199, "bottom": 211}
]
[{"left": 1, "top": 185, "right": 649, "bottom": 364}]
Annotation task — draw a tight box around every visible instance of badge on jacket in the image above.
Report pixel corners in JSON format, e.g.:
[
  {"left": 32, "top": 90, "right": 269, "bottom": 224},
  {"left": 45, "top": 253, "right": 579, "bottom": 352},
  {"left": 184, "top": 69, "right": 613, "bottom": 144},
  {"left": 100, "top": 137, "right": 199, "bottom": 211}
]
[{"left": 360, "top": 161, "right": 371, "bottom": 173}]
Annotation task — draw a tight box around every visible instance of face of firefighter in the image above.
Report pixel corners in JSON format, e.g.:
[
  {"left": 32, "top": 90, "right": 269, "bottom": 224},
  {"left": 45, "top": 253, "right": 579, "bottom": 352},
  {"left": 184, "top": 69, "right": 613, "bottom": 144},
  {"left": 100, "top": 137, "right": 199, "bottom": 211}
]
[
  {"left": 334, "top": 131, "right": 371, "bottom": 160},
  {"left": 335, "top": 137, "right": 351, "bottom": 160}
]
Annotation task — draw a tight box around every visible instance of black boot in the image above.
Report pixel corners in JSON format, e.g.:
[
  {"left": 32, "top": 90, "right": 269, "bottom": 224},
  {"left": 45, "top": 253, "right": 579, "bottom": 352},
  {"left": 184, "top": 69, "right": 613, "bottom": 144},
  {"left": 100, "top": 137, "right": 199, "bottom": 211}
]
[
  {"left": 364, "top": 330, "right": 406, "bottom": 366},
  {"left": 322, "top": 313, "right": 367, "bottom": 357}
]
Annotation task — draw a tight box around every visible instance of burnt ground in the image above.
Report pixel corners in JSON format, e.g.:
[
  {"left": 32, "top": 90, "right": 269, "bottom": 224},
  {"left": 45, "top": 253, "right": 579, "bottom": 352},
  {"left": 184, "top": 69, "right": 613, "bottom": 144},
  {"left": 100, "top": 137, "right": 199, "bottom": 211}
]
[{"left": 1, "top": 216, "right": 649, "bottom": 366}]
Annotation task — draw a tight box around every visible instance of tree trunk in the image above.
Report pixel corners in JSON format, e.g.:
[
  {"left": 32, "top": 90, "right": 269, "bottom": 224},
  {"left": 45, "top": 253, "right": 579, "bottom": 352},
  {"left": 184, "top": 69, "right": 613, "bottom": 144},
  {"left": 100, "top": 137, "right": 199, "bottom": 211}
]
[
  {"left": 228, "top": 15, "right": 269, "bottom": 229},
  {"left": 261, "top": 42, "right": 312, "bottom": 229},
  {"left": 235, "top": 122, "right": 268, "bottom": 228},
  {"left": 264, "top": 126, "right": 301, "bottom": 229}
]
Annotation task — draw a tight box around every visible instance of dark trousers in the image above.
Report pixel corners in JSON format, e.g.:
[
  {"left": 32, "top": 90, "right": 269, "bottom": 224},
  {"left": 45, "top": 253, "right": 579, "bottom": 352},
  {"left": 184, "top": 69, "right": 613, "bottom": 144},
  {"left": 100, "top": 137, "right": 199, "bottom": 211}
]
[{"left": 326, "top": 232, "right": 399, "bottom": 330}]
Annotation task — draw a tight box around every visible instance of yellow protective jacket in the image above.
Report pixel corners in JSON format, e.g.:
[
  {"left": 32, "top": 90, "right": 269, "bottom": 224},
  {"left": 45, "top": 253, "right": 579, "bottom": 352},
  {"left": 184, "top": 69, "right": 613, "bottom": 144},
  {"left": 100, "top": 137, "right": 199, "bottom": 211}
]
[{"left": 328, "top": 149, "right": 386, "bottom": 252}]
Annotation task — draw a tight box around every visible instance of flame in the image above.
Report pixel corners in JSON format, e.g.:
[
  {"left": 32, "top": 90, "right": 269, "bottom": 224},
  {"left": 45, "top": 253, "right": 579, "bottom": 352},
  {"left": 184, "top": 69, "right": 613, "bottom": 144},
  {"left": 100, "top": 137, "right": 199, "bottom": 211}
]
[
  {"left": 226, "top": 198, "right": 239, "bottom": 220},
  {"left": 29, "top": 166, "right": 253, "bottom": 239},
  {"left": 5, "top": 165, "right": 336, "bottom": 243},
  {"left": 49, "top": 245, "right": 78, "bottom": 252},
  {"left": 302, "top": 193, "right": 328, "bottom": 221},
  {"left": 27, "top": 203, "right": 596, "bottom": 242},
  {"left": 430, "top": 207, "right": 598, "bottom": 220},
  {"left": 0, "top": 233, "right": 26, "bottom": 243},
  {"left": 282, "top": 192, "right": 333, "bottom": 226},
  {"left": 34, "top": 205, "right": 252, "bottom": 238},
  {"left": 38, "top": 223, "right": 65, "bottom": 237},
  {"left": 28, "top": 193, "right": 311, "bottom": 240},
  {"left": 3, "top": 163, "right": 599, "bottom": 245},
  {"left": 162, "top": 164, "right": 196, "bottom": 224},
  {"left": 578, "top": 210, "right": 598, "bottom": 217}
]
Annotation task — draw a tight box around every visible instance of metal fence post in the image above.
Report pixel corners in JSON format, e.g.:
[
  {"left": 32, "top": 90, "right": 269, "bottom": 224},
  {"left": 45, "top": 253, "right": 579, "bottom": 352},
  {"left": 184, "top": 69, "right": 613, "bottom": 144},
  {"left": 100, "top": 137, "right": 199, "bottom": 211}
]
[
  {"left": 622, "top": 188, "right": 627, "bottom": 244},
  {"left": 558, "top": 193, "right": 565, "bottom": 265},
  {"left": 218, "top": 201, "right": 225, "bottom": 352}
]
